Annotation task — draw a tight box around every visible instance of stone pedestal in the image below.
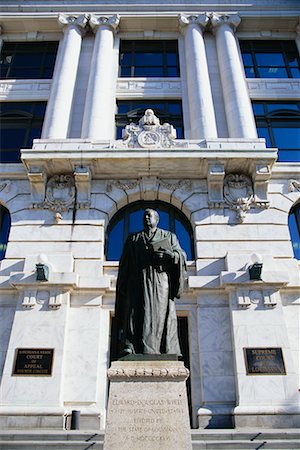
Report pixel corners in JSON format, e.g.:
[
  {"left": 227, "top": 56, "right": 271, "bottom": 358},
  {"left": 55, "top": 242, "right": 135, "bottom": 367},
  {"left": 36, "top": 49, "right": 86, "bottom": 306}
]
[{"left": 104, "top": 359, "right": 192, "bottom": 450}]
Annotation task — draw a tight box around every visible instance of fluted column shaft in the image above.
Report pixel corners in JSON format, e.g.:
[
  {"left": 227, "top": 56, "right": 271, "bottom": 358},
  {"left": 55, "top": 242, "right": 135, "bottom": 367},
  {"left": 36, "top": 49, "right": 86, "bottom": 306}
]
[
  {"left": 41, "top": 14, "right": 88, "bottom": 139},
  {"left": 81, "top": 15, "right": 119, "bottom": 140},
  {"left": 211, "top": 14, "right": 257, "bottom": 139},
  {"left": 180, "top": 15, "right": 217, "bottom": 139}
]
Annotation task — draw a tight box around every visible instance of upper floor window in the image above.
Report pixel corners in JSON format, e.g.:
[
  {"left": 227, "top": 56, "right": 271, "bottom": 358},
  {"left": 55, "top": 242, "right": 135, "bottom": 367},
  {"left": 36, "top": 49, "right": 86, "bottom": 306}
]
[
  {"left": 0, "top": 41, "right": 58, "bottom": 79},
  {"left": 0, "top": 205, "right": 11, "bottom": 261},
  {"left": 0, "top": 102, "right": 46, "bottom": 163},
  {"left": 116, "top": 100, "right": 184, "bottom": 139},
  {"left": 106, "top": 201, "right": 194, "bottom": 261},
  {"left": 240, "top": 40, "right": 300, "bottom": 78},
  {"left": 253, "top": 101, "right": 300, "bottom": 162},
  {"left": 119, "top": 40, "right": 180, "bottom": 77},
  {"left": 288, "top": 204, "right": 300, "bottom": 260}
]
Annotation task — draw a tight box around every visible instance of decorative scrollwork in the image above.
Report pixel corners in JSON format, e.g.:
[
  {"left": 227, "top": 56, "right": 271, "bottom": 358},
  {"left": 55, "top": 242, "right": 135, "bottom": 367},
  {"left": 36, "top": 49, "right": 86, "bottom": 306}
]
[
  {"left": 107, "top": 366, "right": 190, "bottom": 381},
  {"left": 44, "top": 175, "right": 75, "bottom": 214}
]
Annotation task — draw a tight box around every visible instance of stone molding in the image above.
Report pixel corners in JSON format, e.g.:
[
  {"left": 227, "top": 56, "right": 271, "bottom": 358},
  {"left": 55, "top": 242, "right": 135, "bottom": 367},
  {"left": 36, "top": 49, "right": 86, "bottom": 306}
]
[
  {"left": 107, "top": 365, "right": 190, "bottom": 381},
  {"left": 89, "top": 14, "right": 120, "bottom": 33},
  {"left": 44, "top": 174, "right": 76, "bottom": 214},
  {"left": 58, "top": 14, "right": 89, "bottom": 34}
]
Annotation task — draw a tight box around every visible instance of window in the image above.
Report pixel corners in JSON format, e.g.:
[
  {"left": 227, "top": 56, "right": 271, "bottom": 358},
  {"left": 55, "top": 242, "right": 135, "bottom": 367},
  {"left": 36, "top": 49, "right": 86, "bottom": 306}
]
[
  {"left": 0, "top": 41, "right": 58, "bottom": 79},
  {"left": 116, "top": 100, "right": 184, "bottom": 139},
  {"left": 289, "top": 204, "right": 300, "bottom": 260},
  {"left": 106, "top": 201, "right": 194, "bottom": 261},
  {"left": 253, "top": 102, "right": 300, "bottom": 162},
  {"left": 240, "top": 40, "right": 300, "bottom": 78},
  {"left": 119, "top": 40, "right": 180, "bottom": 77},
  {"left": 0, "top": 102, "right": 47, "bottom": 163},
  {"left": 0, "top": 205, "right": 11, "bottom": 260}
]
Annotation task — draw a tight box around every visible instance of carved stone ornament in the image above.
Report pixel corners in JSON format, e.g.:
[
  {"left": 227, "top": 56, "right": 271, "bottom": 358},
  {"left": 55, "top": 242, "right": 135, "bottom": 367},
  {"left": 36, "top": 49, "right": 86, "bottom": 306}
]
[
  {"left": 115, "top": 109, "right": 187, "bottom": 149},
  {"left": 106, "top": 177, "right": 192, "bottom": 193},
  {"left": 58, "top": 14, "right": 89, "bottom": 31},
  {"left": 178, "top": 14, "right": 209, "bottom": 31},
  {"left": 89, "top": 14, "right": 120, "bottom": 32},
  {"left": 289, "top": 179, "right": 300, "bottom": 192},
  {"left": 44, "top": 175, "right": 75, "bottom": 215},
  {"left": 223, "top": 174, "right": 254, "bottom": 222},
  {"left": 107, "top": 366, "right": 190, "bottom": 381}
]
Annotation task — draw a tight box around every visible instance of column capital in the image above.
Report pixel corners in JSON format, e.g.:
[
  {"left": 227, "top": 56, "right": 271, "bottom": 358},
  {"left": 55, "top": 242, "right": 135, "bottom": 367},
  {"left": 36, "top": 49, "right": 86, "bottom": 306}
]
[
  {"left": 210, "top": 13, "right": 241, "bottom": 32},
  {"left": 58, "top": 14, "right": 89, "bottom": 33},
  {"left": 178, "top": 14, "right": 209, "bottom": 33},
  {"left": 89, "top": 14, "right": 120, "bottom": 33}
]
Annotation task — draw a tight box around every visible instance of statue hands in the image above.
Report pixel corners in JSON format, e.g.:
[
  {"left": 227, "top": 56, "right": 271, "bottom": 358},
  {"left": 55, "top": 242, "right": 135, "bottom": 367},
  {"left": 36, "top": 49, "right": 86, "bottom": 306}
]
[{"left": 154, "top": 249, "right": 174, "bottom": 262}]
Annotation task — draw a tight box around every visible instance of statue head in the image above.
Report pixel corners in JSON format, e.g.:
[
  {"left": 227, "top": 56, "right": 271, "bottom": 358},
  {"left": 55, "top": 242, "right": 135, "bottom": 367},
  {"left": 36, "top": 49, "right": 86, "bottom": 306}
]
[{"left": 143, "top": 208, "right": 159, "bottom": 230}]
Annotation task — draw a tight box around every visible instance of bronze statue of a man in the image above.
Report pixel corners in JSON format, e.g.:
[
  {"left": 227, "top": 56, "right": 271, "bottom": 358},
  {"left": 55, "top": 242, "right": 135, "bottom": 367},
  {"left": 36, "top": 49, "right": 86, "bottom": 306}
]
[{"left": 115, "top": 208, "right": 187, "bottom": 358}]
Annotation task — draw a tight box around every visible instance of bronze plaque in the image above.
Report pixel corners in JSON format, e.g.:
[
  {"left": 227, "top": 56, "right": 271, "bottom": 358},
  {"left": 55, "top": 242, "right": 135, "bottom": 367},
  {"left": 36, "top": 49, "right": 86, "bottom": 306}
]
[
  {"left": 244, "top": 348, "right": 286, "bottom": 375},
  {"left": 13, "top": 348, "right": 54, "bottom": 376}
]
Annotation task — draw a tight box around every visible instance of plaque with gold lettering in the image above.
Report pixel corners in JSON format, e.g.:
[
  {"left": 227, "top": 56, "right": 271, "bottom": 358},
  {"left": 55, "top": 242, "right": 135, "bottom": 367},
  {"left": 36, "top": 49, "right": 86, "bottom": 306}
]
[
  {"left": 13, "top": 348, "right": 54, "bottom": 376},
  {"left": 244, "top": 348, "right": 286, "bottom": 375}
]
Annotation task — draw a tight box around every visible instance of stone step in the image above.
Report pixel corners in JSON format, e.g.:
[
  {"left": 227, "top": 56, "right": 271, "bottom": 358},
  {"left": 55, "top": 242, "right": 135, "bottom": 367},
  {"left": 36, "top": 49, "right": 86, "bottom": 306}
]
[
  {"left": 191, "top": 430, "right": 300, "bottom": 441},
  {"left": 0, "top": 430, "right": 299, "bottom": 450},
  {"left": 192, "top": 440, "right": 300, "bottom": 449}
]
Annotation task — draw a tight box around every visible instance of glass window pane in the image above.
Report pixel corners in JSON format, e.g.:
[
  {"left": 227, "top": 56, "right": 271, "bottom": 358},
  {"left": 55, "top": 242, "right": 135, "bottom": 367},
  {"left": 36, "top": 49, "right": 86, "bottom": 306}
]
[
  {"left": 135, "top": 52, "right": 163, "bottom": 66},
  {"left": 272, "top": 127, "right": 300, "bottom": 149},
  {"left": 129, "top": 210, "right": 144, "bottom": 233},
  {"left": 175, "top": 219, "right": 192, "bottom": 260},
  {"left": 266, "top": 103, "right": 299, "bottom": 113},
  {"left": 278, "top": 149, "right": 300, "bottom": 163},
  {"left": 256, "top": 53, "right": 285, "bottom": 66},
  {"left": 253, "top": 103, "right": 265, "bottom": 115},
  {"left": 107, "top": 218, "right": 124, "bottom": 261},
  {"left": 288, "top": 209, "right": 300, "bottom": 259},
  {"left": 258, "top": 67, "right": 288, "bottom": 78},
  {"left": 286, "top": 53, "right": 299, "bottom": 67},
  {"left": 257, "top": 127, "right": 272, "bottom": 147},
  {"left": 135, "top": 66, "right": 164, "bottom": 77},
  {"left": 157, "top": 210, "right": 169, "bottom": 230},
  {"left": 0, "top": 149, "right": 21, "bottom": 163},
  {"left": 245, "top": 67, "right": 255, "bottom": 77},
  {"left": 241, "top": 53, "right": 253, "bottom": 65},
  {"left": 166, "top": 53, "right": 177, "bottom": 65},
  {"left": 291, "top": 68, "right": 300, "bottom": 78},
  {"left": 120, "top": 52, "right": 132, "bottom": 65},
  {"left": 2, "top": 128, "right": 26, "bottom": 149},
  {"left": 167, "top": 67, "right": 179, "bottom": 77}
]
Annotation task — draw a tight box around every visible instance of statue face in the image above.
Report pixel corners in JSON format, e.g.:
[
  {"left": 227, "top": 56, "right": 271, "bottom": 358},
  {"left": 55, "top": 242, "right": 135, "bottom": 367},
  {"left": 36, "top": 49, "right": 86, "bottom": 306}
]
[{"left": 143, "top": 209, "right": 159, "bottom": 229}]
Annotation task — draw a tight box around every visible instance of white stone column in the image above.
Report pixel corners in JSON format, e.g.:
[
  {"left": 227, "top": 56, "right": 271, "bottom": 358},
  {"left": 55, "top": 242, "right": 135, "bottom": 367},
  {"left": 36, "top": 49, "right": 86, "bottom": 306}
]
[
  {"left": 211, "top": 14, "right": 257, "bottom": 139},
  {"left": 41, "top": 14, "right": 88, "bottom": 139},
  {"left": 179, "top": 14, "right": 217, "bottom": 139},
  {"left": 81, "top": 15, "right": 120, "bottom": 140}
]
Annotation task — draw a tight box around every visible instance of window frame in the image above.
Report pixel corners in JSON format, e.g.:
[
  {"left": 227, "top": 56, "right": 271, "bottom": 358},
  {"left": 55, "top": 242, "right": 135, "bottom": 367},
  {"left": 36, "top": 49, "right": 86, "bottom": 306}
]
[
  {"left": 0, "top": 101, "right": 47, "bottom": 163},
  {"left": 253, "top": 101, "right": 300, "bottom": 162},
  {"left": 0, "top": 41, "right": 59, "bottom": 79},
  {"left": 240, "top": 40, "right": 300, "bottom": 79},
  {"left": 119, "top": 40, "right": 180, "bottom": 78},
  {"left": 105, "top": 200, "right": 195, "bottom": 261}
]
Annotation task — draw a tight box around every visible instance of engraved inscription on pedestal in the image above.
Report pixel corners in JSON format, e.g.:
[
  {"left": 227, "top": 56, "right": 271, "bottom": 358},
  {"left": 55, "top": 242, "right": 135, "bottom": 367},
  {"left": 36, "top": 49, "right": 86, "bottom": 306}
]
[
  {"left": 104, "top": 361, "right": 192, "bottom": 450},
  {"left": 244, "top": 348, "right": 286, "bottom": 375}
]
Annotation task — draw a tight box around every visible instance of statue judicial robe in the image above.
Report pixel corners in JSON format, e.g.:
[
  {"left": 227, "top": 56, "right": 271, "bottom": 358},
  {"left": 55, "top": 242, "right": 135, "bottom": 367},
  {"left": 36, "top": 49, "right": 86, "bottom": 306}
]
[{"left": 115, "top": 228, "right": 187, "bottom": 357}]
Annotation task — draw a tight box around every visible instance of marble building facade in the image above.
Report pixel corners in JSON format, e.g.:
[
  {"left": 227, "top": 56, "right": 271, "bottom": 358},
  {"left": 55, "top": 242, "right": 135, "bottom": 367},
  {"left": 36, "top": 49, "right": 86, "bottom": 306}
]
[{"left": 0, "top": 0, "right": 299, "bottom": 431}]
